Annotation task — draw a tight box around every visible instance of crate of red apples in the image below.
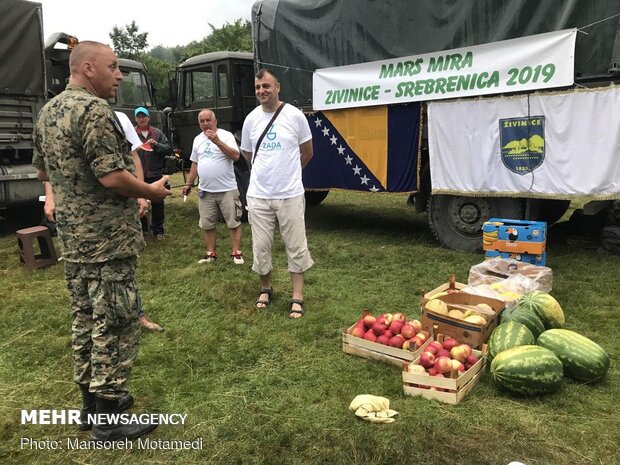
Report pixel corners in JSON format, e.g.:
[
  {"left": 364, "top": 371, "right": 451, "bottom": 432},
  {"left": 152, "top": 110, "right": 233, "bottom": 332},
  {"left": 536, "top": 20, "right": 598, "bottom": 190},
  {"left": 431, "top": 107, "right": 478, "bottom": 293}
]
[
  {"left": 342, "top": 310, "right": 434, "bottom": 367},
  {"left": 402, "top": 335, "right": 487, "bottom": 404}
]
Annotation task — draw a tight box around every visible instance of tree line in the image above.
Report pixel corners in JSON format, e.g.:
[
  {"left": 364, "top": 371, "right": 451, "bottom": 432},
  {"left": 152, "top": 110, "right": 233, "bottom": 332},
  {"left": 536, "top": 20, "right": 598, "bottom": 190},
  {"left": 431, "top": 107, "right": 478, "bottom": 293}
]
[{"left": 109, "top": 20, "right": 252, "bottom": 106}]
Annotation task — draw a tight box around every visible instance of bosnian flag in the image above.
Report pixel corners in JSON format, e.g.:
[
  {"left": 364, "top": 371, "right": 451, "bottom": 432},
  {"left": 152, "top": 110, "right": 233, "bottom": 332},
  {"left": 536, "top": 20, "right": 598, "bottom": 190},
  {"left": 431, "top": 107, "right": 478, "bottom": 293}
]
[{"left": 303, "top": 103, "right": 421, "bottom": 193}]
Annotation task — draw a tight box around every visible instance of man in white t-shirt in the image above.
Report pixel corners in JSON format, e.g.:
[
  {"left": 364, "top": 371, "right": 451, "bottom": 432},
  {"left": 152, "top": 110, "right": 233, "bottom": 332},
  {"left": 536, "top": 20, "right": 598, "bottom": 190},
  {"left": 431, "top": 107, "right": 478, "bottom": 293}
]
[
  {"left": 182, "top": 109, "right": 244, "bottom": 265},
  {"left": 240, "top": 69, "right": 314, "bottom": 319}
]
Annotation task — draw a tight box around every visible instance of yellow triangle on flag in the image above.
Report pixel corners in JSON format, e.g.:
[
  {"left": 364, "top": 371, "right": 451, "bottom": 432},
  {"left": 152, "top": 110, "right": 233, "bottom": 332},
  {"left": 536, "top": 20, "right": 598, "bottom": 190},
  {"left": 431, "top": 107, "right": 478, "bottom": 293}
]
[{"left": 324, "top": 106, "right": 388, "bottom": 188}]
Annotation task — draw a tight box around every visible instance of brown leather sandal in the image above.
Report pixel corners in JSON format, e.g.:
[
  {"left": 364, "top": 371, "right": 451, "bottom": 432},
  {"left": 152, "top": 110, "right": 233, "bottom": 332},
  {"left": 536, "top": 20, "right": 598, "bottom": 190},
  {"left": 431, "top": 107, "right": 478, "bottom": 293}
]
[
  {"left": 288, "top": 299, "right": 305, "bottom": 319},
  {"left": 256, "top": 288, "right": 273, "bottom": 309}
]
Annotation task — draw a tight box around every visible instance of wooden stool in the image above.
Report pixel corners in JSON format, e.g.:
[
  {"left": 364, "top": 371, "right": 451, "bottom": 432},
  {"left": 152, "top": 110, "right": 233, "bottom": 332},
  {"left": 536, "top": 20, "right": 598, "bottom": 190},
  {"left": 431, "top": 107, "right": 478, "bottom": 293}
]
[{"left": 16, "top": 226, "right": 58, "bottom": 270}]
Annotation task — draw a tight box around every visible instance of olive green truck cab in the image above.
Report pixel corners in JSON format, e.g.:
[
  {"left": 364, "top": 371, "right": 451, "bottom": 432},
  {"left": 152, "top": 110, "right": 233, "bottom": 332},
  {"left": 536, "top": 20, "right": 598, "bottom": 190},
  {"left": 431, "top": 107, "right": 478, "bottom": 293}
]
[{"left": 0, "top": 0, "right": 162, "bottom": 211}]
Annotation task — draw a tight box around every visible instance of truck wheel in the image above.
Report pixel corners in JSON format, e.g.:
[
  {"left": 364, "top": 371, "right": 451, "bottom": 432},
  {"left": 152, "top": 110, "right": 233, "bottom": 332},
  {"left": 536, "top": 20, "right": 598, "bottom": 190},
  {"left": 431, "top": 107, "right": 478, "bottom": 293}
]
[
  {"left": 305, "top": 191, "right": 329, "bottom": 206},
  {"left": 427, "top": 194, "right": 523, "bottom": 252}
]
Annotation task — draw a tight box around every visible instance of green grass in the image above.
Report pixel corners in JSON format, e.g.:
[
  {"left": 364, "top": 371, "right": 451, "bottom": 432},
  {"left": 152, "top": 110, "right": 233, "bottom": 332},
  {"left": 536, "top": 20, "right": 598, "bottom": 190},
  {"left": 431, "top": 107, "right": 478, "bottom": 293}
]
[{"left": 0, "top": 175, "right": 618, "bottom": 465}]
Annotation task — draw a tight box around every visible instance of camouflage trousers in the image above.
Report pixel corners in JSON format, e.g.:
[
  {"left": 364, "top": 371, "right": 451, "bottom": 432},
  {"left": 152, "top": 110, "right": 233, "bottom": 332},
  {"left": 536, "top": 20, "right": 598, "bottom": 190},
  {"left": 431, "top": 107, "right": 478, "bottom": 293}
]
[{"left": 64, "top": 257, "right": 140, "bottom": 400}]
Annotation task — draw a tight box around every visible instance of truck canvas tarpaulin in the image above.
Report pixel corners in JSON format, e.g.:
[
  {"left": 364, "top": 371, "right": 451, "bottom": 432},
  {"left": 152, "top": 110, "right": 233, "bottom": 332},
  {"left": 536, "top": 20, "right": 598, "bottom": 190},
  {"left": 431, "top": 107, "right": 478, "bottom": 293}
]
[
  {"left": 0, "top": 0, "right": 45, "bottom": 97},
  {"left": 252, "top": 0, "right": 619, "bottom": 107}
]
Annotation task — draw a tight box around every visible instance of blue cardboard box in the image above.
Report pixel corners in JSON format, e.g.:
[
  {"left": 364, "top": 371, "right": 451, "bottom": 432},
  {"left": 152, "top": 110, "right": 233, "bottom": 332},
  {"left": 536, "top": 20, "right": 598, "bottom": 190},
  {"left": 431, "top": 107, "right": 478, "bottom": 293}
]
[
  {"left": 485, "top": 250, "right": 547, "bottom": 266},
  {"left": 483, "top": 218, "right": 547, "bottom": 255}
]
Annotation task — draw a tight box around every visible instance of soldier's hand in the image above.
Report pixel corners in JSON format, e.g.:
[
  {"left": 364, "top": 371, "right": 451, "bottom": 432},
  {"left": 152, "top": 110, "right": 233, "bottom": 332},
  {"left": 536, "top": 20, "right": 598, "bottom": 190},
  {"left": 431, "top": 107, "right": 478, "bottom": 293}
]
[
  {"left": 148, "top": 176, "right": 172, "bottom": 201},
  {"left": 44, "top": 198, "right": 56, "bottom": 222},
  {"left": 137, "top": 198, "right": 148, "bottom": 218}
]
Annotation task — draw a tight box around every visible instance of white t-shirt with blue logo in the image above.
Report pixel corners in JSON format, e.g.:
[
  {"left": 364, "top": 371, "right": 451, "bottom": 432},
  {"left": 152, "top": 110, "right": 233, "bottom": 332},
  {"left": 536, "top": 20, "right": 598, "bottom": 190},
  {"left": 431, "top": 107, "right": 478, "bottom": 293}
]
[
  {"left": 241, "top": 104, "right": 312, "bottom": 199},
  {"left": 190, "top": 128, "right": 239, "bottom": 193}
]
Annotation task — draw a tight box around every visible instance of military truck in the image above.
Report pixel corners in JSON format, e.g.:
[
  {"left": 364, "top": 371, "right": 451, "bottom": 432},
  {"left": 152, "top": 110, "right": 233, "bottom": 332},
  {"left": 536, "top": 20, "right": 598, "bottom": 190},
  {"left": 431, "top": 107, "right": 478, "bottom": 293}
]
[
  {"left": 0, "top": 0, "right": 163, "bottom": 212},
  {"left": 249, "top": 0, "right": 620, "bottom": 251},
  {"left": 167, "top": 51, "right": 256, "bottom": 216},
  {"left": 164, "top": 0, "right": 620, "bottom": 250}
]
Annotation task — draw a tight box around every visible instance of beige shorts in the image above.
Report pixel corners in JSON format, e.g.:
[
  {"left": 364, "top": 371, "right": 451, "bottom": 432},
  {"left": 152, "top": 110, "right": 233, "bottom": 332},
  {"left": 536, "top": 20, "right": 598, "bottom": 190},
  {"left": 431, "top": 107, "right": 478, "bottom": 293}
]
[
  {"left": 198, "top": 189, "right": 242, "bottom": 230},
  {"left": 247, "top": 194, "right": 314, "bottom": 275}
]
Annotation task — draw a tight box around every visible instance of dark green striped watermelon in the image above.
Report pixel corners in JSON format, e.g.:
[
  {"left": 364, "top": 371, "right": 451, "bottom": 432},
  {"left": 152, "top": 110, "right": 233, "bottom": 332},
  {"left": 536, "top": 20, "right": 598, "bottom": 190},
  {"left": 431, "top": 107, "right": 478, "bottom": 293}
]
[
  {"left": 490, "top": 345, "right": 563, "bottom": 395},
  {"left": 516, "top": 291, "right": 565, "bottom": 329},
  {"left": 488, "top": 321, "right": 535, "bottom": 360},
  {"left": 536, "top": 329, "right": 610, "bottom": 382},
  {"left": 501, "top": 306, "right": 546, "bottom": 339}
]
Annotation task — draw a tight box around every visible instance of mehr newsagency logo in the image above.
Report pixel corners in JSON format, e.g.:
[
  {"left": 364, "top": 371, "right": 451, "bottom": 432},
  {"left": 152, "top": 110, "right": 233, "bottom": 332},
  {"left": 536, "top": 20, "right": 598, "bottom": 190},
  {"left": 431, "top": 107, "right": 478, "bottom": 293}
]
[{"left": 499, "top": 116, "right": 545, "bottom": 175}]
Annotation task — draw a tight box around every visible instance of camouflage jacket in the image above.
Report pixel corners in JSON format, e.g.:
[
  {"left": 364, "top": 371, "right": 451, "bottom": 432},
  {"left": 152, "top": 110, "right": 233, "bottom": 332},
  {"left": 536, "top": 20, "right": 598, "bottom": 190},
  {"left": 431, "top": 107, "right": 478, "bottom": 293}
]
[{"left": 32, "top": 85, "right": 145, "bottom": 263}]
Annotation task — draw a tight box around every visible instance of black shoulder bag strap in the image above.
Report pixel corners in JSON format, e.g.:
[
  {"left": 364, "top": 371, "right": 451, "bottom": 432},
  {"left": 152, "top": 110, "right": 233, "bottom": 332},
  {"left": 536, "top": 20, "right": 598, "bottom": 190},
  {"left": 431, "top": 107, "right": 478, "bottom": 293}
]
[{"left": 252, "top": 103, "right": 286, "bottom": 164}]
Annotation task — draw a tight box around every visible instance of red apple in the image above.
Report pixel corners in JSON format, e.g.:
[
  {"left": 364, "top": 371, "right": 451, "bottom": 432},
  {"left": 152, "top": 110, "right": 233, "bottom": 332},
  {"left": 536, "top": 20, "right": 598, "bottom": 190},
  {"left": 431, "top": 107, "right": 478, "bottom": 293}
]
[
  {"left": 450, "top": 344, "right": 473, "bottom": 362},
  {"left": 389, "top": 335, "right": 405, "bottom": 348},
  {"left": 419, "top": 351, "right": 436, "bottom": 368},
  {"left": 400, "top": 323, "right": 416, "bottom": 339},
  {"left": 424, "top": 344, "right": 438, "bottom": 355},
  {"left": 427, "top": 367, "right": 438, "bottom": 376},
  {"left": 380, "top": 313, "right": 393, "bottom": 326},
  {"left": 350, "top": 324, "right": 365, "bottom": 338},
  {"left": 450, "top": 359, "right": 465, "bottom": 373},
  {"left": 428, "top": 341, "right": 444, "bottom": 352},
  {"left": 414, "top": 332, "right": 429, "bottom": 343},
  {"left": 371, "top": 321, "right": 386, "bottom": 336},
  {"left": 434, "top": 356, "right": 453, "bottom": 374},
  {"left": 363, "top": 330, "right": 377, "bottom": 342},
  {"left": 411, "top": 336, "right": 425, "bottom": 349},
  {"left": 464, "top": 354, "right": 479, "bottom": 370},
  {"left": 402, "top": 339, "right": 413, "bottom": 351},
  {"left": 384, "top": 330, "right": 393, "bottom": 339},
  {"left": 392, "top": 312, "right": 406, "bottom": 323},
  {"left": 408, "top": 319, "right": 423, "bottom": 333},
  {"left": 418, "top": 330, "right": 430, "bottom": 339},
  {"left": 362, "top": 314, "right": 376, "bottom": 330},
  {"left": 442, "top": 337, "right": 459, "bottom": 351},
  {"left": 376, "top": 334, "right": 390, "bottom": 345},
  {"left": 436, "top": 349, "right": 451, "bottom": 358},
  {"left": 389, "top": 321, "right": 404, "bottom": 335}
]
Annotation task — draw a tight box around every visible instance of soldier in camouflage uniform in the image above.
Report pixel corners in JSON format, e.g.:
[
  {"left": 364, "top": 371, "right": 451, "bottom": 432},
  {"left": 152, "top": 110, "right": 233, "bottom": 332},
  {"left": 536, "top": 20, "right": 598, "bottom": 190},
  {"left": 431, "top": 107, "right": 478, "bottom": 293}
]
[{"left": 32, "top": 41, "right": 170, "bottom": 441}]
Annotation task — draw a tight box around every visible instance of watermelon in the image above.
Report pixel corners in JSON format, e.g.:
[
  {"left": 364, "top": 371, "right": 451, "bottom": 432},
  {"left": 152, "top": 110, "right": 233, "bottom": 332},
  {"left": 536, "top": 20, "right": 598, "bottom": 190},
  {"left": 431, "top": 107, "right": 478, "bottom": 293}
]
[
  {"left": 501, "top": 306, "right": 546, "bottom": 339},
  {"left": 490, "top": 345, "right": 564, "bottom": 395},
  {"left": 488, "top": 321, "right": 535, "bottom": 360},
  {"left": 536, "top": 329, "right": 610, "bottom": 382},
  {"left": 516, "top": 291, "right": 565, "bottom": 329}
]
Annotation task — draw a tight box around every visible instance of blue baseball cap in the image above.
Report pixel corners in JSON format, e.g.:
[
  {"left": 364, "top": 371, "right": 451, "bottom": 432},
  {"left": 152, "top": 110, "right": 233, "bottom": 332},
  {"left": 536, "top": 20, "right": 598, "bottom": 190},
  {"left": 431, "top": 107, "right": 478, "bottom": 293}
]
[{"left": 134, "top": 107, "right": 149, "bottom": 117}]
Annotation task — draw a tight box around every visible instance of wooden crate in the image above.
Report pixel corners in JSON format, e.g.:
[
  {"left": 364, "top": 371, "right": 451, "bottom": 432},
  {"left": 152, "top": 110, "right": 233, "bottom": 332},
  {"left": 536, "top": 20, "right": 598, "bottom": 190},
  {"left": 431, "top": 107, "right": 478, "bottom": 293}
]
[
  {"left": 342, "top": 325, "right": 431, "bottom": 367},
  {"left": 420, "top": 292, "right": 505, "bottom": 349},
  {"left": 402, "top": 347, "right": 487, "bottom": 404}
]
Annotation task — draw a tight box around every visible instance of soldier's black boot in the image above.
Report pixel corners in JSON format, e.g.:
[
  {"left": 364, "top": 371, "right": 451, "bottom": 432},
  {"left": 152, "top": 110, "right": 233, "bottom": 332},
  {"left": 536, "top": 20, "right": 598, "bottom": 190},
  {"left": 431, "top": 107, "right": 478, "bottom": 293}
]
[
  {"left": 91, "top": 397, "right": 158, "bottom": 441},
  {"left": 78, "top": 385, "right": 134, "bottom": 431},
  {"left": 78, "top": 384, "right": 96, "bottom": 431}
]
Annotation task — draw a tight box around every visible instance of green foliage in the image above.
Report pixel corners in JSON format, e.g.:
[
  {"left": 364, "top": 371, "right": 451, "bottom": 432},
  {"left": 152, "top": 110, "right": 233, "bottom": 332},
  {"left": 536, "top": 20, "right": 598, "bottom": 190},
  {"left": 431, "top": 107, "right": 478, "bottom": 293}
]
[
  {"left": 110, "top": 20, "right": 149, "bottom": 59},
  {"left": 136, "top": 53, "right": 176, "bottom": 107},
  {"left": 117, "top": 19, "right": 252, "bottom": 107},
  {"left": 1, "top": 185, "right": 618, "bottom": 464},
  {"left": 182, "top": 20, "right": 252, "bottom": 58}
]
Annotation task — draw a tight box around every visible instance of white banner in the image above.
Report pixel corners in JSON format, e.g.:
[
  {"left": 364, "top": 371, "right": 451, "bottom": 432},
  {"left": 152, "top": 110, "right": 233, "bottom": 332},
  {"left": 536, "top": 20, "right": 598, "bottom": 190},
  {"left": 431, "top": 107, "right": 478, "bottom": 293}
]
[
  {"left": 313, "top": 29, "right": 576, "bottom": 111},
  {"left": 427, "top": 86, "right": 620, "bottom": 199}
]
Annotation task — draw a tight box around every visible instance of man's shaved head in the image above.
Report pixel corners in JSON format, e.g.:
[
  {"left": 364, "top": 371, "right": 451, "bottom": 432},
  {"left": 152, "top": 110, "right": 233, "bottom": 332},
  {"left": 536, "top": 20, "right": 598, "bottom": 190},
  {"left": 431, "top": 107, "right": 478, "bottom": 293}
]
[
  {"left": 69, "top": 41, "right": 110, "bottom": 73},
  {"left": 68, "top": 41, "right": 122, "bottom": 99}
]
